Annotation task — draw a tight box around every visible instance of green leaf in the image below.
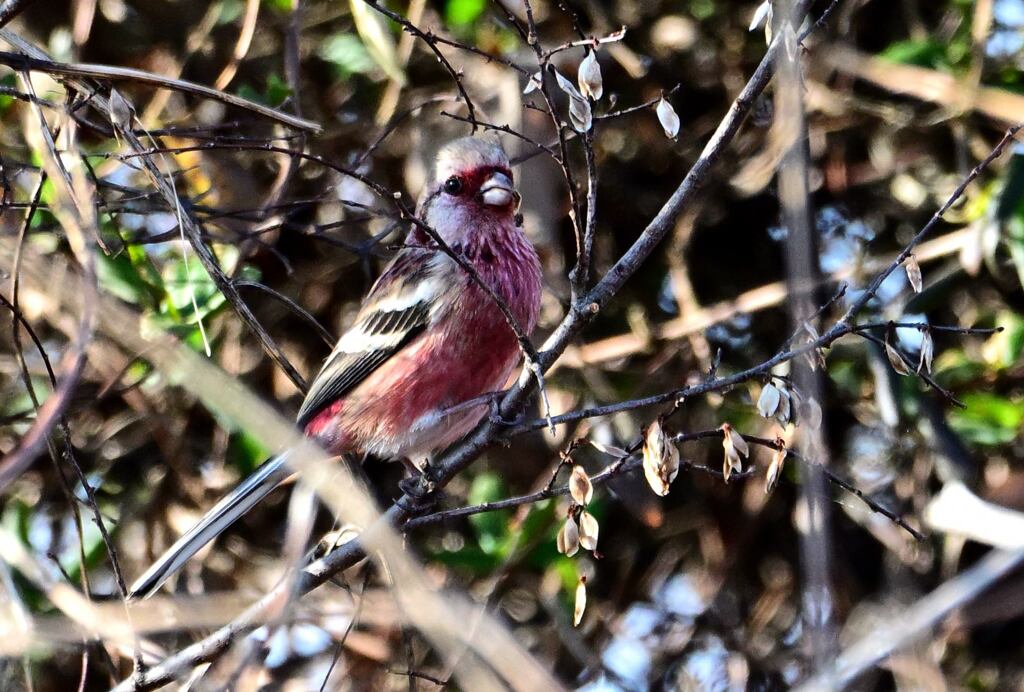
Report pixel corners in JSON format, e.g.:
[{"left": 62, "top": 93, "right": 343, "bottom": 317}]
[
  {"left": 218, "top": 0, "right": 244, "bottom": 23},
  {"left": 228, "top": 431, "right": 270, "bottom": 476},
  {"left": 319, "top": 33, "right": 377, "bottom": 78},
  {"left": 261, "top": 0, "right": 293, "bottom": 13},
  {"left": 552, "top": 555, "right": 579, "bottom": 593},
  {"left": 160, "top": 255, "right": 223, "bottom": 320},
  {"left": 96, "top": 250, "right": 158, "bottom": 308},
  {"left": 828, "top": 360, "right": 861, "bottom": 399},
  {"left": 689, "top": 0, "right": 715, "bottom": 20},
  {"left": 265, "top": 73, "right": 292, "bottom": 107},
  {"left": 467, "top": 472, "right": 510, "bottom": 555},
  {"left": 0, "top": 73, "right": 16, "bottom": 112},
  {"left": 348, "top": 0, "right": 406, "bottom": 85},
  {"left": 2, "top": 499, "right": 31, "bottom": 546},
  {"left": 949, "top": 393, "right": 1024, "bottom": 446},
  {"left": 932, "top": 347, "right": 986, "bottom": 387},
  {"left": 982, "top": 312, "right": 1024, "bottom": 369},
  {"left": 446, "top": 0, "right": 486, "bottom": 27},
  {"left": 516, "top": 498, "right": 555, "bottom": 545},
  {"left": 237, "top": 74, "right": 292, "bottom": 107},
  {"left": 879, "top": 39, "right": 949, "bottom": 69}
]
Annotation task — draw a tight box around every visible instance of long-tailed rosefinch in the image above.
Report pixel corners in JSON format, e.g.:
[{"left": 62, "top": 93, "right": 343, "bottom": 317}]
[{"left": 129, "top": 137, "right": 542, "bottom": 599}]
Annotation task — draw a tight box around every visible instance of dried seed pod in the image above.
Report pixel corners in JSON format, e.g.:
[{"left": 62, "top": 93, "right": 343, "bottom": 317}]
[
  {"left": 918, "top": 329, "right": 934, "bottom": 374},
  {"left": 578, "top": 50, "right": 603, "bottom": 101},
  {"left": 554, "top": 69, "right": 592, "bottom": 132},
  {"left": 765, "top": 440, "right": 787, "bottom": 494},
  {"left": 656, "top": 97, "right": 680, "bottom": 139},
  {"left": 574, "top": 577, "right": 587, "bottom": 626},
  {"left": 556, "top": 517, "right": 580, "bottom": 557},
  {"left": 590, "top": 439, "right": 629, "bottom": 457},
  {"left": 643, "top": 419, "right": 680, "bottom": 496},
  {"left": 757, "top": 382, "right": 781, "bottom": 418},
  {"left": 523, "top": 71, "right": 542, "bottom": 94},
  {"left": 905, "top": 255, "right": 923, "bottom": 293},
  {"left": 108, "top": 88, "right": 134, "bottom": 130},
  {"left": 885, "top": 341, "right": 911, "bottom": 376},
  {"left": 578, "top": 511, "right": 599, "bottom": 552},
  {"left": 570, "top": 465, "right": 594, "bottom": 506},
  {"left": 749, "top": 0, "right": 773, "bottom": 45},
  {"left": 776, "top": 384, "right": 792, "bottom": 425},
  {"left": 721, "top": 423, "right": 749, "bottom": 482}
]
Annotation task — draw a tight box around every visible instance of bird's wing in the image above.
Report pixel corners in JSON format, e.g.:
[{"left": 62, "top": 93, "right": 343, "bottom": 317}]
[{"left": 295, "top": 254, "right": 446, "bottom": 428}]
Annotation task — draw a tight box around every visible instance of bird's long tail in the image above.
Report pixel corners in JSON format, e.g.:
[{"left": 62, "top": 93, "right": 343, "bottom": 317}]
[{"left": 128, "top": 452, "right": 293, "bottom": 600}]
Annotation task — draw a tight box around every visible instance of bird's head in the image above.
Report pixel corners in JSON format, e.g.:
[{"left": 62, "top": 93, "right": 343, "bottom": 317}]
[{"left": 419, "top": 137, "right": 520, "bottom": 244}]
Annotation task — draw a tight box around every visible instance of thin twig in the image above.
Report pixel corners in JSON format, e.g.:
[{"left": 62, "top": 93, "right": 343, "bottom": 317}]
[
  {"left": 359, "top": 0, "right": 478, "bottom": 130},
  {"left": 233, "top": 280, "right": 334, "bottom": 347},
  {"left": 406, "top": 431, "right": 755, "bottom": 529},
  {"left": 0, "top": 46, "right": 320, "bottom": 132},
  {"left": 440, "top": 111, "right": 560, "bottom": 159},
  {"left": 540, "top": 27, "right": 628, "bottom": 59},
  {"left": 852, "top": 322, "right": 1002, "bottom": 335},
  {"left": 519, "top": 0, "right": 586, "bottom": 302},
  {"left": 832, "top": 123, "right": 1022, "bottom": 331},
  {"left": 858, "top": 331, "right": 964, "bottom": 408},
  {"left": 741, "top": 434, "right": 926, "bottom": 541}
]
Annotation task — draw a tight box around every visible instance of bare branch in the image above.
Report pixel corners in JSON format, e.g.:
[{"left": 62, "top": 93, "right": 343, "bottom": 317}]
[
  {"left": 0, "top": 45, "right": 320, "bottom": 132},
  {"left": 0, "top": 0, "right": 35, "bottom": 30}
]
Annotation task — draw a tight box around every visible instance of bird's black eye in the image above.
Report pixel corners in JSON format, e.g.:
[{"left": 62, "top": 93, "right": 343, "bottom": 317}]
[{"left": 443, "top": 176, "right": 463, "bottom": 195}]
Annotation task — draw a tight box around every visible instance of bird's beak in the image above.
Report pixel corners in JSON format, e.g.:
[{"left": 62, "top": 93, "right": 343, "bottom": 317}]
[{"left": 479, "top": 171, "right": 517, "bottom": 207}]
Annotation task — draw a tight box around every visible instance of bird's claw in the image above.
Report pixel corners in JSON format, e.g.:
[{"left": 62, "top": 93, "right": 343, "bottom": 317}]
[
  {"left": 397, "top": 468, "right": 438, "bottom": 515},
  {"left": 488, "top": 397, "right": 524, "bottom": 427}
]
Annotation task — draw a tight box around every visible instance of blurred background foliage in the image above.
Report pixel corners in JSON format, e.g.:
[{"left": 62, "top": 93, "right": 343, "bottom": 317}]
[{"left": 0, "top": 0, "right": 1022, "bottom": 689}]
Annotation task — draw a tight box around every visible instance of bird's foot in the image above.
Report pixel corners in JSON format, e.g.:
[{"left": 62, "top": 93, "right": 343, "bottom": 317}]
[
  {"left": 488, "top": 397, "right": 524, "bottom": 427},
  {"left": 397, "top": 463, "right": 438, "bottom": 515}
]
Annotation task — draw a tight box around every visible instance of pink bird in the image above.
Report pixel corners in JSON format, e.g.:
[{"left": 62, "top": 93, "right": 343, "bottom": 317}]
[{"left": 129, "top": 137, "right": 542, "bottom": 598}]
